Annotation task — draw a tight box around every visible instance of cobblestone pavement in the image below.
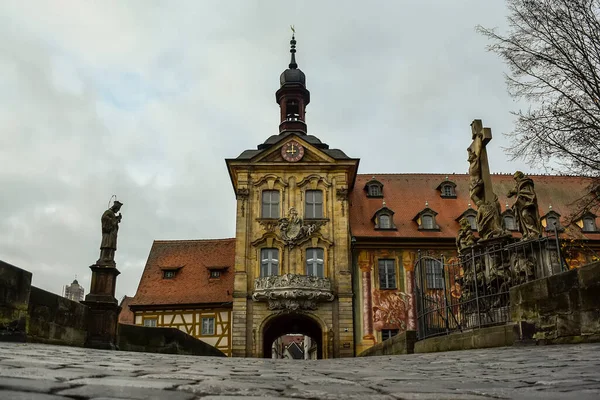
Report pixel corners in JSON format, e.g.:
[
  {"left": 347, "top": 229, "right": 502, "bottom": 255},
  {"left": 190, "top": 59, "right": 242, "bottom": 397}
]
[{"left": 0, "top": 342, "right": 599, "bottom": 399}]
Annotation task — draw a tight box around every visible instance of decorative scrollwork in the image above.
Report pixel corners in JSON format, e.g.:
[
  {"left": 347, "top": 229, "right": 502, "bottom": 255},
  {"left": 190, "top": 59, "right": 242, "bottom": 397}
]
[{"left": 252, "top": 274, "right": 335, "bottom": 311}]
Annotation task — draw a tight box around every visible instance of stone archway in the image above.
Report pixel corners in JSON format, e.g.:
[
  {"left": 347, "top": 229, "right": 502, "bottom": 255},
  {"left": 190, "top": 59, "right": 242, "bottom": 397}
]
[{"left": 262, "top": 313, "right": 323, "bottom": 359}]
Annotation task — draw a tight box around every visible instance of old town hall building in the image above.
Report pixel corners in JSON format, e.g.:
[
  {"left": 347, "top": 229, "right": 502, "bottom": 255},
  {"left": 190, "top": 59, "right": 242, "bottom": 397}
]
[{"left": 127, "top": 36, "right": 600, "bottom": 358}]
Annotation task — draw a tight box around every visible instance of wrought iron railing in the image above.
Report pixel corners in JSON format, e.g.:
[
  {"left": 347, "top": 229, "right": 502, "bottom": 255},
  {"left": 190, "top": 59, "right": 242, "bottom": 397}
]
[{"left": 415, "top": 236, "right": 565, "bottom": 340}]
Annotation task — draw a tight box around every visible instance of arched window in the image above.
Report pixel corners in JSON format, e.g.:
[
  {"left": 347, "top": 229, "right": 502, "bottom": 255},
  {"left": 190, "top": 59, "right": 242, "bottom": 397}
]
[
  {"left": 422, "top": 214, "right": 434, "bottom": 230},
  {"left": 583, "top": 216, "right": 597, "bottom": 232},
  {"left": 306, "top": 248, "right": 324, "bottom": 278},
  {"left": 546, "top": 216, "right": 558, "bottom": 230},
  {"left": 466, "top": 215, "right": 477, "bottom": 230},
  {"left": 442, "top": 184, "right": 455, "bottom": 197},
  {"left": 379, "top": 214, "right": 391, "bottom": 229},
  {"left": 504, "top": 215, "right": 516, "bottom": 231},
  {"left": 364, "top": 178, "right": 384, "bottom": 198},
  {"left": 260, "top": 248, "right": 279, "bottom": 277},
  {"left": 305, "top": 190, "right": 323, "bottom": 219},
  {"left": 368, "top": 185, "right": 382, "bottom": 197},
  {"left": 262, "top": 190, "right": 280, "bottom": 219}
]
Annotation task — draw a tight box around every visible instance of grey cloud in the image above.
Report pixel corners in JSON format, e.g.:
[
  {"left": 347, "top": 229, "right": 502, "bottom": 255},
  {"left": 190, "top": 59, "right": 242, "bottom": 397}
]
[{"left": 1, "top": 1, "right": 539, "bottom": 299}]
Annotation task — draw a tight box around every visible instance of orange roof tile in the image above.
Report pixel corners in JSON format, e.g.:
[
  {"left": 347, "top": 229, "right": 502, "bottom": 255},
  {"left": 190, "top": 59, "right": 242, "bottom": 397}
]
[
  {"left": 118, "top": 296, "right": 135, "bottom": 324},
  {"left": 130, "top": 238, "right": 235, "bottom": 308},
  {"left": 349, "top": 174, "right": 599, "bottom": 240}
]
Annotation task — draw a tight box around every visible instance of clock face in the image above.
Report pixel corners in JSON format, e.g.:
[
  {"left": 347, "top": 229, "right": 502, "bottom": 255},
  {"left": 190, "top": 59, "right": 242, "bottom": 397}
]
[{"left": 281, "top": 140, "right": 304, "bottom": 162}]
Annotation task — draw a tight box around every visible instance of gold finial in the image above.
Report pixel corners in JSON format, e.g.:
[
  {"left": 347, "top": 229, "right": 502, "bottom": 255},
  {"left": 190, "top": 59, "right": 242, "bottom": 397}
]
[{"left": 290, "top": 25, "right": 295, "bottom": 34}]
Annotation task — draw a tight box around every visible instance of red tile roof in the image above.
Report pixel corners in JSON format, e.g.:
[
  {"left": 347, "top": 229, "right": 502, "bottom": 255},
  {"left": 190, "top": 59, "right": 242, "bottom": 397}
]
[
  {"left": 349, "top": 174, "right": 599, "bottom": 240},
  {"left": 130, "top": 238, "right": 235, "bottom": 308},
  {"left": 118, "top": 296, "right": 134, "bottom": 324}
]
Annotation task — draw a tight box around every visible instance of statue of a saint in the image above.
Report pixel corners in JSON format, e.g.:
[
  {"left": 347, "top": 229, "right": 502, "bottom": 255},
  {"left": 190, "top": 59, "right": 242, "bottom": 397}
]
[
  {"left": 508, "top": 171, "right": 542, "bottom": 240},
  {"left": 98, "top": 200, "right": 123, "bottom": 266},
  {"left": 456, "top": 217, "right": 477, "bottom": 252}
]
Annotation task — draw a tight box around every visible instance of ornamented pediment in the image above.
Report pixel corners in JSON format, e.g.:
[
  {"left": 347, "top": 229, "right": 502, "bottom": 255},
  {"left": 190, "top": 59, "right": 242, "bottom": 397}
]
[
  {"left": 252, "top": 137, "right": 336, "bottom": 164},
  {"left": 252, "top": 273, "right": 335, "bottom": 311}
]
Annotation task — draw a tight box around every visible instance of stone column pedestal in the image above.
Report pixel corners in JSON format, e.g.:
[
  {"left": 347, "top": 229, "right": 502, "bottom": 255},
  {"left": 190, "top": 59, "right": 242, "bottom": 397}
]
[{"left": 81, "top": 265, "right": 121, "bottom": 350}]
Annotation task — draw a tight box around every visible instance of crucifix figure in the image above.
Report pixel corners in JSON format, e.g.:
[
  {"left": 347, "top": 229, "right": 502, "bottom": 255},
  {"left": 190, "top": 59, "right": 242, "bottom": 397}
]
[{"left": 467, "top": 119, "right": 505, "bottom": 240}]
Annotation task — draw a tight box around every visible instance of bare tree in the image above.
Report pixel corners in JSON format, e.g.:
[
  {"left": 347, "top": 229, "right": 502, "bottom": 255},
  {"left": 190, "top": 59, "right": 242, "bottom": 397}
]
[{"left": 477, "top": 0, "right": 600, "bottom": 216}]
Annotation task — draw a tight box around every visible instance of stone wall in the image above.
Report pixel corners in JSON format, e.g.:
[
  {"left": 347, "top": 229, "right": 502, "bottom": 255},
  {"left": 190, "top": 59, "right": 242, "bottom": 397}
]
[
  {"left": 511, "top": 261, "right": 600, "bottom": 344},
  {"left": 0, "top": 260, "right": 32, "bottom": 341},
  {"left": 27, "top": 286, "right": 88, "bottom": 346},
  {"left": 414, "top": 324, "right": 517, "bottom": 353},
  {"left": 357, "top": 331, "right": 416, "bottom": 356},
  {"left": 117, "top": 323, "right": 226, "bottom": 356}
]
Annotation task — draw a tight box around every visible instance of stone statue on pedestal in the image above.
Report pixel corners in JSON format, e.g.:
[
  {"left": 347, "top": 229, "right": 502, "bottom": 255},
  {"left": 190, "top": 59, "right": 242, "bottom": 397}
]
[
  {"left": 97, "top": 200, "right": 123, "bottom": 266},
  {"left": 508, "top": 171, "right": 542, "bottom": 240}
]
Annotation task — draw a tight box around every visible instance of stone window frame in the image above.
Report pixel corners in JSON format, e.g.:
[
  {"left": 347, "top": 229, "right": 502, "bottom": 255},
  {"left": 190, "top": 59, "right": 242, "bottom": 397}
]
[
  {"left": 297, "top": 174, "right": 332, "bottom": 221},
  {"left": 201, "top": 317, "right": 215, "bottom": 336},
  {"left": 261, "top": 189, "right": 281, "bottom": 219},
  {"left": 260, "top": 247, "right": 280, "bottom": 277},
  {"left": 305, "top": 189, "right": 324, "bottom": 219},
  {"left": 305, "top": 247, "right": 325, "bottom": 278},
  {"left": 378, "top": 259, "right": 397, "bottom": 290},
  {"left": 364, "top": 178, "right": 384, "bottom": 198}
]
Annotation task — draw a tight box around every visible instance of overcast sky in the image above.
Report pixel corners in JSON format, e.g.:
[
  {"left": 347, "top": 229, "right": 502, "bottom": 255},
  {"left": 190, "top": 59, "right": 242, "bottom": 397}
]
[{"left": 0, "top": 1, "right": 543, "bottom": 300}]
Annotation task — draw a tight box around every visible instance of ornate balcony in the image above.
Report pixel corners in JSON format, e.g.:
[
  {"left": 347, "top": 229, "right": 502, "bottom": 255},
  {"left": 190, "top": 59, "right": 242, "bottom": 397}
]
[{"left": 252, "top": 274, "right": 335, "bottom": 311}]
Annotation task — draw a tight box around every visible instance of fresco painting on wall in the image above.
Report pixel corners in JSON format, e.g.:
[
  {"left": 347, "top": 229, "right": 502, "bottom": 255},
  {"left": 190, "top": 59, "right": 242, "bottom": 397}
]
[{"left": 372, "top": 290, "right": 410, "bottom": 333}]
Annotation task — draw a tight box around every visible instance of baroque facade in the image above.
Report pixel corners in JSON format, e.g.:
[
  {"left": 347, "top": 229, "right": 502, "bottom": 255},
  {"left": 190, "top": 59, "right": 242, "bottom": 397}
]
[{"left": 126, "top": 36, "right": 600, "bottom": 358}]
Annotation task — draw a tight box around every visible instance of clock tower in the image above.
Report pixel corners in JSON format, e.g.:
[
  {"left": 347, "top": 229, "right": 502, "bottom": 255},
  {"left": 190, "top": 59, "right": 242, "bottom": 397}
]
[
  {"left": 226, "top": 33, "right": 359, "bottom": 359},
  {"left": 276, "top": 33, "right": 310, "bottom": 134}
]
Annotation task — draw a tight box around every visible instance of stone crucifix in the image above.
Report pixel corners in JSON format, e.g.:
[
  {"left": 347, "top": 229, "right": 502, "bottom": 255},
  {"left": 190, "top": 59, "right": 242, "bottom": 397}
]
[{"left": 467, "top": 119, "right": 505, "bottom": 240}]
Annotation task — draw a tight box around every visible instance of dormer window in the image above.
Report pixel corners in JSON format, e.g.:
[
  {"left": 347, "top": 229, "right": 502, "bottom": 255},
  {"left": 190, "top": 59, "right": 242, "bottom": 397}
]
[
  {"left": 456, "top": 208, "right": 477, "bottom": 231},
  {"left": 208, "top": 266, "right": 228, "bottom": 279},
  {"left": 414, "top": 205, "right": 440, "bottom": 231},
  {"left": 436, "top": 178, "right": 457, "bottom": 199},
  {"left": 364, "top": 177, "right": 384, "bottom": 198},
  {"left": 582, "top": 214, "right": 597, "bottom": 232},
  {"left": 543, "top": 210, "right": 564, "bottom": 232},
  {"left": 163, "top": 270, "right": 175, "bottom": 279},
  {"left": 161, "top": 267, "right": 182, "bottom": 279},
  {"left": 504, "top": 215, "right": 517, "bottom": 231},
  {"left": 502, "top": 209, "right": 517, "bottom": 231},
  {"left": 372, "top": 203, "right": 396, "bottom": 230}
]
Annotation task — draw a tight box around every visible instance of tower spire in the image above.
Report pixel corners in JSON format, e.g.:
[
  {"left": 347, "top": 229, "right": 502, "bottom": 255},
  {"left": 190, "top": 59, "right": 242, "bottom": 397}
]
[{"left": 289, "top": 25, "right": 298, "bottom": 69}]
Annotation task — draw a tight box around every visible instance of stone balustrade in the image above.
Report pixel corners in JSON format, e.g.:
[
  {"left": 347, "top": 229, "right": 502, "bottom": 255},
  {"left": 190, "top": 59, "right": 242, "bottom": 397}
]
[{"left": 252, "top": 274, "right": 334, "bottom": 311}]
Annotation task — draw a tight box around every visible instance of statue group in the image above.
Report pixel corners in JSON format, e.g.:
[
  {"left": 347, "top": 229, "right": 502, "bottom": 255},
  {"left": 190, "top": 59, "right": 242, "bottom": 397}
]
[{"left": 465, "top": 120, "right": 542, "bottom": 245}]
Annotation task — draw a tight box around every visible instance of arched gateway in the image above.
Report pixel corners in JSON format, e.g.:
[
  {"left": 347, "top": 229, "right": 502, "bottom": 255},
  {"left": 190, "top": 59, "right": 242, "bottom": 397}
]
[{"left": 262, "top": 313, "right": 323, "bottom": 359}]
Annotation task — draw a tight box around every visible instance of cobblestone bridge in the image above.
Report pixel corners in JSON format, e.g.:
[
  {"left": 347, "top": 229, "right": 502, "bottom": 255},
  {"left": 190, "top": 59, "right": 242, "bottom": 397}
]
[{"left": 0, "top": 342, "right": 599, "bottom": 399}]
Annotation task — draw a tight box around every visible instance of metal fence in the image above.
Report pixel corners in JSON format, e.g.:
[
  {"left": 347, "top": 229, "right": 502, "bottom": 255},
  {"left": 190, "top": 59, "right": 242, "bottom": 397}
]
[{"left": 414, "top": 236, "right": 565, "bottom": 340}]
